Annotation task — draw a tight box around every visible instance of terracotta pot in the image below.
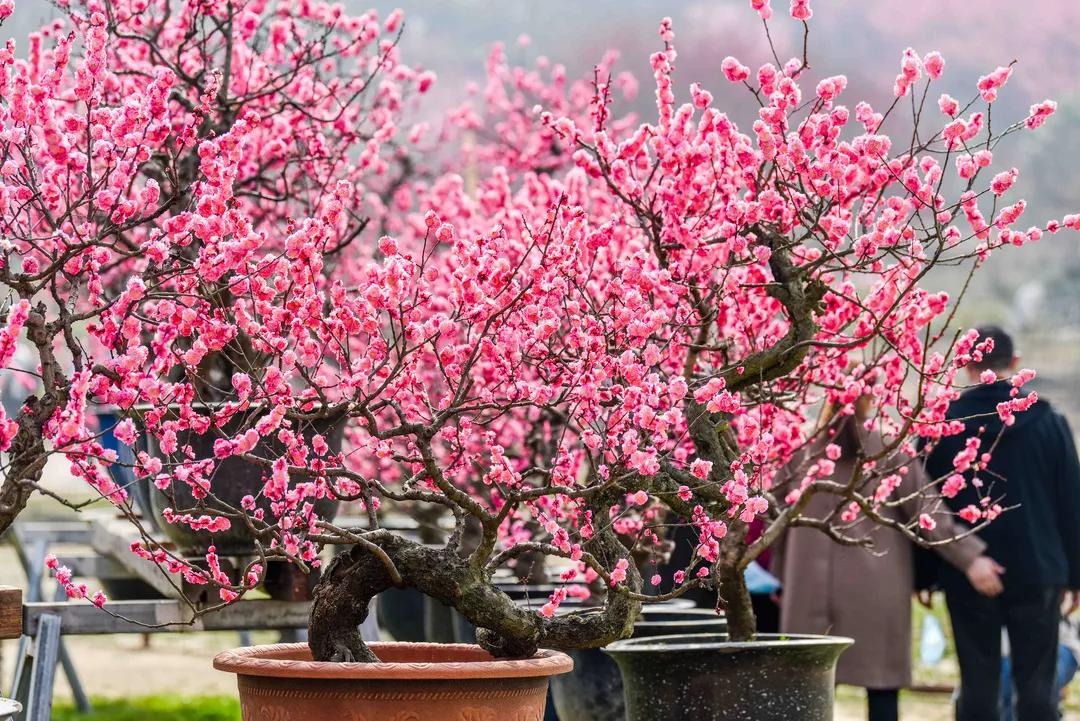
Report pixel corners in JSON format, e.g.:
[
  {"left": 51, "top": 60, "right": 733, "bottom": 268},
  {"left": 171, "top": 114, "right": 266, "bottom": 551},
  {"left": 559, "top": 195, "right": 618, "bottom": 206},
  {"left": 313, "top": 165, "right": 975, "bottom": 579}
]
[
  {"left": 604, "top": 633, "right": 852, "bottom": 721},
  {"left": 214, "top": 642, "right": 573, "bottom": 721}
]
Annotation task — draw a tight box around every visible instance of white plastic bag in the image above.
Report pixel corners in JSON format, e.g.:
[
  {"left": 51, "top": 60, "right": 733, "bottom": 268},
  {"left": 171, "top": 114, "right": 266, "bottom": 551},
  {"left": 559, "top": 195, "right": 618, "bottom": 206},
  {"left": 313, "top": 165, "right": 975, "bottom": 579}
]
[
  {"left": 919, "top": 613, "right": 946, "bottom": 666},
  {"left": 744, "top": 560, "right": 781, "bottom": 595}
]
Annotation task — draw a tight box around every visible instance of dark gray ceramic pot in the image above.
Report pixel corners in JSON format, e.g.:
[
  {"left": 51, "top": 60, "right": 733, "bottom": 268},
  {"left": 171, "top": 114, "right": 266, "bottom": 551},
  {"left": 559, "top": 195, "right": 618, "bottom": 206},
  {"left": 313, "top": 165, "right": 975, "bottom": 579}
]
[
  {"left": 550, "top": 607, "right": 727, "bottom": 721},
  {"left": 605, "top": 633, "right": 852, "bottom": 721},
  {"left": 378, "top": 585, "right": 428, "bottom": 642},
  {"left": 145, "top": 408, "right": 346, "bottom": 555}
]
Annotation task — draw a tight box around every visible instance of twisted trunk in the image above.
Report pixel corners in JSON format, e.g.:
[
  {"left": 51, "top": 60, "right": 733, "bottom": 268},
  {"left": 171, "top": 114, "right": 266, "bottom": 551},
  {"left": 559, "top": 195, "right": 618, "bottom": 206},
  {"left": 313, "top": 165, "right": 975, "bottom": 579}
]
[{"left": 308, "top": 530, "right": 641, "bottom": 662}]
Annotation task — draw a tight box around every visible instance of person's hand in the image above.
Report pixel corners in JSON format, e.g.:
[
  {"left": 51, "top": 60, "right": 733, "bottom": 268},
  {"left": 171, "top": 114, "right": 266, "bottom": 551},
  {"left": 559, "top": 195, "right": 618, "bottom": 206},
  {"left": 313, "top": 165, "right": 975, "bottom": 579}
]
[
  {"left": 916, "top": 589, "right": 934, "bottom": 609},
  {"left": 965, "top": 556, "right": 1005, "bottom": 597},
  {"left": 1062, "top": 590, "right": 1080, "bottom": 616}
]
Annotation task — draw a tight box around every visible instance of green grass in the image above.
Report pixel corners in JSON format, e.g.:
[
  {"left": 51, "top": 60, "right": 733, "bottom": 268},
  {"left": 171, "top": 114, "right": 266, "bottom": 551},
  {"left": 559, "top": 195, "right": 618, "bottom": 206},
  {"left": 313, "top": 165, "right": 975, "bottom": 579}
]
[{"left": 52, "top": 696, "right": 239, "bottom": 721}]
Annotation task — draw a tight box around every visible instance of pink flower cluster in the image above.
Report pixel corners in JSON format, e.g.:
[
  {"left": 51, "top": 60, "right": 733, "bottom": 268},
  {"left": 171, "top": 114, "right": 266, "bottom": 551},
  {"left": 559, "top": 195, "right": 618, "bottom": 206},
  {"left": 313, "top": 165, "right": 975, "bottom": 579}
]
[{"left": 1, "top": 0, "right": 1073, "bottom": 611}]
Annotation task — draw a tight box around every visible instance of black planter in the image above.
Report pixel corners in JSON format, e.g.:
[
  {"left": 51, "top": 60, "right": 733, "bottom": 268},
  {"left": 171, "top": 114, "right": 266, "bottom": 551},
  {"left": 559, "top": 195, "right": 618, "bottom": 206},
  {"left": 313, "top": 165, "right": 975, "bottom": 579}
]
[
  {"left": 550, "top": 607, "right": 727, "bottom": 721},
  {"left": 492, "top": 583, "right": 559, "bottom": 602},
  {"left": 377, "top": 586, "right": 427, "bottom": 642},
  {"left": 421, "top": 595, "right": 458, "bottom": 644},
  {"left": 145, "top": 408, "right": 347, "bottom": 555},
  {"left": 605, "top": 633, "right": 852, "bottom": 721}
]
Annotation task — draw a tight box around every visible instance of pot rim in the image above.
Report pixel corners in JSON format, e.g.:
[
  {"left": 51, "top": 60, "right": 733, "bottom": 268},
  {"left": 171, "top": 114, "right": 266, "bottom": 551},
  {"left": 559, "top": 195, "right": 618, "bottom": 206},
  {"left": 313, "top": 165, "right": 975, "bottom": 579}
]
[
  {"left": 214, "top": 642, "right": 573, "bottom": 680},
  {"left": 634, "top": 619, "right": 729, "bottom": 629},
  {"left": 603, "top": 632, "right": 854, "bottom": 655}
]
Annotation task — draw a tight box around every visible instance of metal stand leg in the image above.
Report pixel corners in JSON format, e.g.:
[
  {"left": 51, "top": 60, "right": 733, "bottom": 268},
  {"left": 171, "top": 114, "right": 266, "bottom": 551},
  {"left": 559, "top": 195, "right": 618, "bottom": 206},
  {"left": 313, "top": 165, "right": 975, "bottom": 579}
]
[
  {"left": 12, "top": 613, "right": 61, "bottom": 721},
  {"left": 49, "top": 587, "right": 90, "bottom": 712},
  {"left": 11, "top": 533, "right": 90, "bottom": 713}
]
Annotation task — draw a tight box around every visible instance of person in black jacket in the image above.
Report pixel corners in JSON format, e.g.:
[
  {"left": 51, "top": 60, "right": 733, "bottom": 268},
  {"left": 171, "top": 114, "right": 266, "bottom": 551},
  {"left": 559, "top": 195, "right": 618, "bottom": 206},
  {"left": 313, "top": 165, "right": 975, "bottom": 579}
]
[{"left": 924, "top": 326, "right": 1080, "bottom": 721}]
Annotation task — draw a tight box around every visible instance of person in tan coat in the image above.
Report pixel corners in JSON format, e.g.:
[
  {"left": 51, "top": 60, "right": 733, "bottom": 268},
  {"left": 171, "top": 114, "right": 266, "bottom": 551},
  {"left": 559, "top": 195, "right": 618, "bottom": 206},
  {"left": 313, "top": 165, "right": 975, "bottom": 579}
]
[{"left": 774, "top": 399, "right": 1003, "bottom": 721}]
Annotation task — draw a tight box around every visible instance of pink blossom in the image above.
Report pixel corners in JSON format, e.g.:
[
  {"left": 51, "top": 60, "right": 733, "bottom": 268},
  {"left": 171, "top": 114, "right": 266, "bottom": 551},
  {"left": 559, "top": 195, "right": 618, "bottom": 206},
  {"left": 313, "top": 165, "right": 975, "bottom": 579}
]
[
  {"left": 789, "top": 0, "right": 812, "bottom": 21},
  {"left": 938, "top": 94, "right": 959, "bottom": 117},
  {"left": 893, "top": 48, "right": 922, "bottom": 98},
  {"left": 977, "top": 65, "right": 1013, "bottom": 103},
  {"left": 990, "top": 168, "right": 1018, "bottom": 196},
  {"left": 815, "top": 75, "right": 847, "bottom": 103},
  {"left": 609, "top": 558, "right": 629, "bottom": 587},
  {"left": 721, "top": 57, "right": 750, "bottom": 84},
  {"left": 378, "top": 236, "right": 399, "bottom": 255},
  {"left": 922, "top": 52, "right": 945, "bottom": 80},
  {"left": 1026, "top": 100, "right": 1057, "bottom": 129},
  {"left": 958, "top": 505, "right": 981, "bottom": 524},
  {"left": 942, "top": 474, "right": 966, "bottom": 498}
]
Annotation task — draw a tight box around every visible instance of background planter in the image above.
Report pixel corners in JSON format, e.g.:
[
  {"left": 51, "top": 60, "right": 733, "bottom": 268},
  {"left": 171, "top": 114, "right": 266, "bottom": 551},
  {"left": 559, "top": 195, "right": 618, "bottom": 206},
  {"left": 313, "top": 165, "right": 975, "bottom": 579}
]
[
  {"left": 214, "top": 641, "right": 572, "bottom": 721},
  {"left": 604, "top": 633, "right": 851, "bottom": 721},
  {"left": 145, "top": 409, "right": 347, "bottom": 555},
  {"left": 550, "top": 606, "right": 726, "bottom": 721},
  {"left": 378, "top": 586, "right": 428, "bottom": 642}
]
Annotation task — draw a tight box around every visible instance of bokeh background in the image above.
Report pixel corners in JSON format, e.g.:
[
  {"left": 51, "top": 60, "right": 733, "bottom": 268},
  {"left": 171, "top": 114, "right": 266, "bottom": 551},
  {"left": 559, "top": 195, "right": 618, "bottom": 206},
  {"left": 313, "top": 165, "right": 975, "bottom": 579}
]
[{"left": 5, "top": 0, "right": 1079, "bottom": 404}]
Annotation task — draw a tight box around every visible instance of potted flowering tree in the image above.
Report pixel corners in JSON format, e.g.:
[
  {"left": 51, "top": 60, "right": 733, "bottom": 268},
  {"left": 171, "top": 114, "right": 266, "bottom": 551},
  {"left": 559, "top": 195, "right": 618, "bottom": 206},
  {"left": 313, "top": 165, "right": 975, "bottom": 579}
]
[{"left": 0, "top": 0, "right": 1072, "bottom": 719}]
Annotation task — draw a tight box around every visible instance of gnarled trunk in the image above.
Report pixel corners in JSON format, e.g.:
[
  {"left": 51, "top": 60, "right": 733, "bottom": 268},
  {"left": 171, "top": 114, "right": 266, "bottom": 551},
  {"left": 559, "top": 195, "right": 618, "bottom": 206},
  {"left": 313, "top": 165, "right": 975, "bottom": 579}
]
[{"left": 308, "top": 532, "right": 642, "bottom": 662}]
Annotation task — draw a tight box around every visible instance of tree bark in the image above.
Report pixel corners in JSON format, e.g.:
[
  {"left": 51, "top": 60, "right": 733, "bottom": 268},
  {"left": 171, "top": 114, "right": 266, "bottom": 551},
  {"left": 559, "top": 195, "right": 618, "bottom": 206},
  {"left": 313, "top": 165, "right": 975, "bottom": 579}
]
[
  {"left": 307, "top": 532, "right": 641, "bottom": 662},
  {"left": 0, "top": 400, "right": 52, "bottom": 536},
  {"left": 718, "top": 567, "right": 756, "bottom": 642}
]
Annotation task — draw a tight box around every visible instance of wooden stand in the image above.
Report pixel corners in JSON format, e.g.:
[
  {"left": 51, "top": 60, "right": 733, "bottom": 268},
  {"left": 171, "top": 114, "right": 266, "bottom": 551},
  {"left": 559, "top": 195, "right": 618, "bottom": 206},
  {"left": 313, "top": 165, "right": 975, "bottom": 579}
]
[{"left": 3, "top": 520, "right": 312, "bottom": 721}]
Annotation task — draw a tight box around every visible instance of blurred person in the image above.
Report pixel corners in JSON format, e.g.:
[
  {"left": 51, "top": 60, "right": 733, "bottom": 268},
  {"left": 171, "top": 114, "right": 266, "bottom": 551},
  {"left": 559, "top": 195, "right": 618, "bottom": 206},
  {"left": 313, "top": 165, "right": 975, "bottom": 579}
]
[
  {"left": 776, "top": 396, "right": 1000, "bottom": 721},
  {"left": 923, "top": 326, "right": 1080, "bottom": 721},
  {"left": 1000, "top": 617, "right": 1080, "bottom": 721}
]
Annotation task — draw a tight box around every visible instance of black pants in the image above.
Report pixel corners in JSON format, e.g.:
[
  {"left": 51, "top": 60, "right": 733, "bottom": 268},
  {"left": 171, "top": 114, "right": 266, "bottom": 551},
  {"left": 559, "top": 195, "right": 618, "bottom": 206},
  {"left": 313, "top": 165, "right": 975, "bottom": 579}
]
[
  {"left": 941, "top": 567, "right": 1060, "bottom": 721},
  {"left": 867, "top": 688, "right": 898, "bottom": 721}
]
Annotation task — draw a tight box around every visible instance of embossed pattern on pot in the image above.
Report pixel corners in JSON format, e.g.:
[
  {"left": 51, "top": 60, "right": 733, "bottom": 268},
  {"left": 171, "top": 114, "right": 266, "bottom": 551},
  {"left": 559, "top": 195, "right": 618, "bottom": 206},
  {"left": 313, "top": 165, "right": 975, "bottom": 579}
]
[{"left": 216, "top": 642, "right": 571, "bottom": 721}]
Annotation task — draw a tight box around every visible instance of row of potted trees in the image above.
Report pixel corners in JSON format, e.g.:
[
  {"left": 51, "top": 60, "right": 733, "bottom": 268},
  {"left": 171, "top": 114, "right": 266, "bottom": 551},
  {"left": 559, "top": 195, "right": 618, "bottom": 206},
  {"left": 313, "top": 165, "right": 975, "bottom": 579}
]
[{"left": 0, "top": 0, "right": 1066, "bottom": 718}]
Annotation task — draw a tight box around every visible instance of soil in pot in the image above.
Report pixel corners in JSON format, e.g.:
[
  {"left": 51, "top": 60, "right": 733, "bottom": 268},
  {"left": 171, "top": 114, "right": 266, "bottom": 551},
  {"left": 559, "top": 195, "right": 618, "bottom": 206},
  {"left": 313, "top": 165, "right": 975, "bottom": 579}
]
[
  {"left": 145, "top": 409, "right": 347, "bottom": 555},
  {"left": 550, "top": 606, "right": 727, "bottom": 721},
  {"left": 604, "top": 633, "right": 852, "bottom": 721},
  {"left": 213, "top": 641, "right": 573, "bottom": 721}
]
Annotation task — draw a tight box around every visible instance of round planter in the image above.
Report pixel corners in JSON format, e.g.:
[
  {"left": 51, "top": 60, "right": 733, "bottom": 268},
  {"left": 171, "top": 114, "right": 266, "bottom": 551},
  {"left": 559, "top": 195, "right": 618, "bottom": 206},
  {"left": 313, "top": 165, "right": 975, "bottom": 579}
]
[
  {"left": 0, "top": 698, "right": 22, "bottom": 721},
  {"left": 604, "top": 633, "right": 852, "bottom": 721},
  {"left": 422, "top": 595, "right": 458, "bottom": 644},
  {"left": 378, "top": 586, "right": 427, "bottom": 642},
  {"left": 451, "top": 597, "right": 593, "bottom": 644},
  {"left": 550, "top": 607, "right": 727, "bottom": 721},
  {"left": 145, "top": 409, "right": 347, "bottom": 555},
  {"left": 214, "top": 642, "right": 573, "bottom": 721},
  {"left": 493, "top": 583, "right": 558, "bottom": 602}
]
